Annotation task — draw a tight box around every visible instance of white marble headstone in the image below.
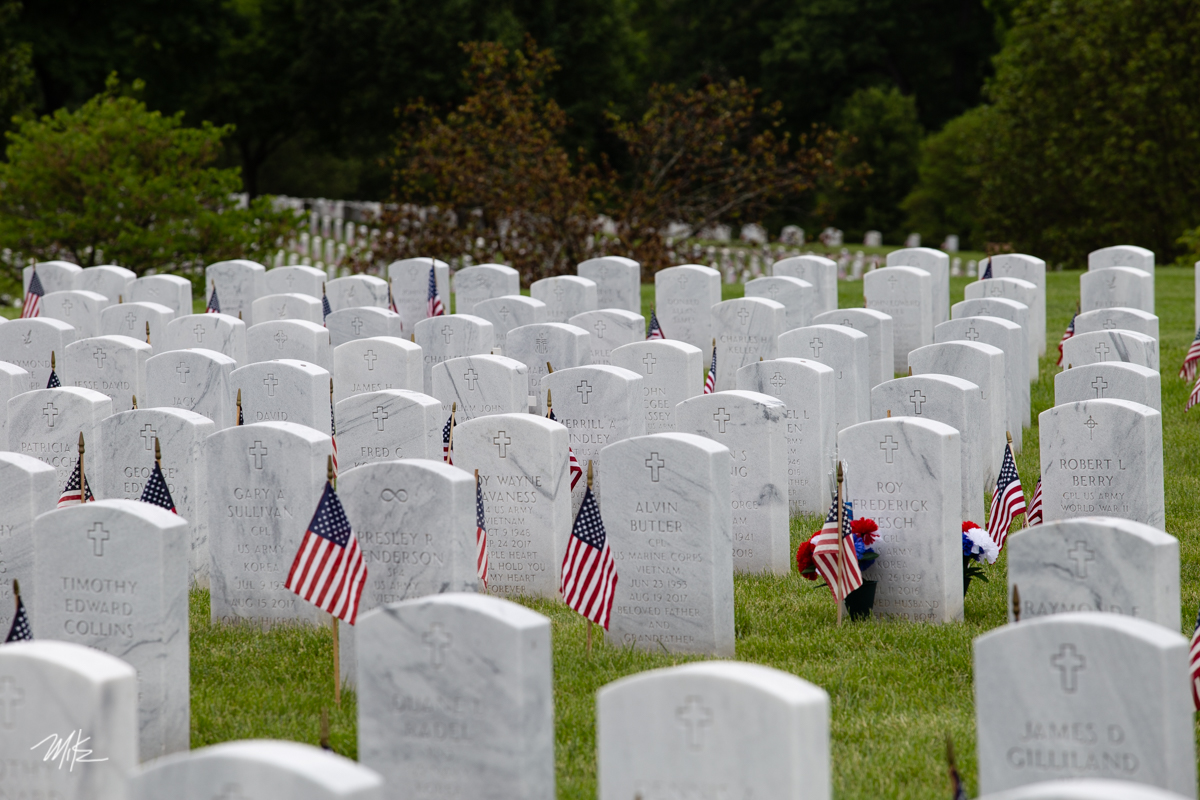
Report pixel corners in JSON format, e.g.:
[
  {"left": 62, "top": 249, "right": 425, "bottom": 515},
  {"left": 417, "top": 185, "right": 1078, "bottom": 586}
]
[
  {"left": 886, "top": 247, "right": 950, "bottom": 324},
  {"left": 676, "top": 391, "right": 789, "bottom": 574},
  {"left": 578, "top": 256, "right": 641, "bottom": 313},
  {"left": 64, "top": 335, "right": 151, "bottom": 412},
  {"left": 987, "top": 253, "right": 1047, "bottom": 355},
  {"left": 737, "top": 358, "right": 836, "bottom": 513},
  {"left": 978, "top": 779, "right": 1191, "bottom": 800},
  {"left": 596, "top": 662, "right": 830, "bottom": 800},
  {"left": 34, "top": 499, "right": 189, "bottom": 757},
  {"left": 144, "top": 348, "right": 237, "bottom": 429},
  {"left": 655, "top": 265, "right": 722, "bottom": 362},
  {"left": 77, "top": 265, "right": 135, "bottom": 307},
  {"left": 326, "top": 275, "right": 389, "bottom": 313},
  {"left": 1081, "top": 267, "right": 1154, "bottom": 314},
  {"left": 778, "top": 324, "right": 870, "bottom": 431},
  {"left": 206, "top": 260, "right": 266, "bottom": 325},
  {"left": 839, "top": 417, "right": 964, "bottom": 622},
  {"left": 1061, "top": 329, "right": 1158, "bottom": 371},
  {"left": 1089, "top": 245, "right": 1155, "bottom": 309},
  {"left": 206, "top": 421, "right": 332, "bottom": 624},
  {"left": 326, "top": 307, "right": 405, "bottom": 348},
  {"left": 473, "top": 294, "right": 546, "bottom": 351},
  {"left": 507, "top": 322, "right": 592, "bottom": 408},
  {"left": 745, "top": 275, "right": 814, "bottom": 330},
  {"left": 600, "top": 432, "right": 734, "bottom": 655},
  {"left": 771, "top": 254, "right": 837, "bottom": 315},
  {"left": 413, "top": 313, "right": 495, "bottom": 394},
  {"left": 568, "top": 309, "right": 644, "bottom": 365},
  {"left": 952, "top": 296, "right": 1035, "bottom": 381},
  {"left": 24, "top": 260, "right": 82, "bottom": 294},
  {"left": 251, "top": 292, "right": 325, "bottom": 325},
  {"left": 231, "top": 359, "right": 332, "bottom": 434},
  {"left": 0, "top": 640, "right": 137, "bottom": 800},
  {"left": 0, "top": 361, "right": 30, "bottom": 447},
  {"left": 864, "top": 266, "right": 932, "bottom": 372},
  {"left": 452, "top": 263, "right": 520, "bottom": 314},
  {"left": 1074, "top": 307, "right": 1159, "bottom": 342},
  {"left": 454, "top": 413, "right": 570, "bottom": 598},
  {"left": 1038, "top": 399, "right": 1164, "bottom": 528},
  {"left": 335, "top": 389, "right": 442, "bottom": 467},
  {"left": 332, "top": 337, "right": 422, "bottom": 402},
  {"left": 264, "top": 264, "right": 327, "bottom": 299},
  {"left": 0, "top": 317, "right": 77, "bottom": 390},
  {"left": 1055, "top": 362, "right": 1160, "bottom": 411},
  {"left": 935, "top": 315, "right": 1029, "bottom": 438},
  {"left": 0, "top": 453, "right": 56, "bottom": 633},
  {"left": 163, "top": 313, "right": 247, "bottom": 364},
  {"left": 432, "top": 354, "right": 528, "bottom": 421},
  {"left": 101, "top": 301, "right": 174, "bottom": 350},
  {"left": 246, "top": 319, "right": 332, "bottom": 372},
  {"left": 531, "top": 275, "right": 597, "bottom": 322},
  {"left": 387, "top": 258, "right": 451, "bottom": 332},
  {"left": 357, "top": 593, "right": 554, "bottom": 800},
  {"left": 98, "top": 407, "right": 214, "bottom": 587},
  {"left": 611, "top": 339, "right": 704, "bottom": 433},
  {"left": 8, "top": 386, "right": 112, "bottom": 487},
  {"left": 130, "top": 275, "right": 193, "bottom": 318},
  {"left": 974, "top": 613, "right": 1193, "bottom": 795},
  {"left": 710, "top": 298, "right": 784, "bottom": 391},
  {"left": 812, "top": 307, "right": 895, "bottom": 388},
  {"left": 41, "top": 290, "right": 106, "bottom": 338}
]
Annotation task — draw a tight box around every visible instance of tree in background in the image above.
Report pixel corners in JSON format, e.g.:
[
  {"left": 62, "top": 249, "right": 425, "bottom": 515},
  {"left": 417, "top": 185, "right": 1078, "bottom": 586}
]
[
  {"left": 0, "top": 0, "right": 33, "bottom": 130},
  {"left": 908, "top": 0, "right": 1200, "bottom": 263},
  {"left": 0, "top": 76, "right": 298, "bottom": 276},
  {"left": 901, "top": 106, "right": 991, "bottom": 250}
]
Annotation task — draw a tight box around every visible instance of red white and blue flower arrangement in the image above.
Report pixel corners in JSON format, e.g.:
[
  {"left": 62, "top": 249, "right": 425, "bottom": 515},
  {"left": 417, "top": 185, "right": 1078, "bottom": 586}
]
[
  {"left": 962, "top": 520, "right": 999, "bottom": 595},
  {"left": 795, "top": 518, "right": 881, "bottom": 619}
]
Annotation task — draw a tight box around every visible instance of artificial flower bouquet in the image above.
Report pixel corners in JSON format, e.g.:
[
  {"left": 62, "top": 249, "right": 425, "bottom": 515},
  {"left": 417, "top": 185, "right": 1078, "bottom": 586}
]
[
  {"left": 795, "top": 518, "right": 880, "bottom": 583},
  {"left": 962, "top": 520, "right": 999, "bottom": 595}
]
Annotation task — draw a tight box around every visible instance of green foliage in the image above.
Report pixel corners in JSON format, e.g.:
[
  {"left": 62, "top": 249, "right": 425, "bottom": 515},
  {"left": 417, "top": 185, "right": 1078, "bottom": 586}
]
[
  {"left": 0, "top": 76, "right": 298, "bottom": 276},
  {"left": 820, "top": 86, "right": 922, "bottom": 244},
  {"left": 0, "top": 0, "right": 33, "bottom": 130},
  {"left": 909, "top": 0, "right": 1200, "bottom": 263},
  {"left": 902, "top": 105, "right": 993, "bottom": 250}
]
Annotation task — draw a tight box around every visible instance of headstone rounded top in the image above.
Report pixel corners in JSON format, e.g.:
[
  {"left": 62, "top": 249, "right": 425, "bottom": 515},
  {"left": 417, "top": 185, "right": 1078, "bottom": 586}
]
[
  {"left": 600, "top": 660, "right": 828, "bottom": 706},
  {"left": 569, "top": 308, "right": 644, "bottom": 324},
  {"left": 955, "top": 297, "right": 1027, "bottom": 314},
  {"left": 22, "top": 384, "right": 112, "bottom": 404},
  {"left": 478, "top": 294, "right": 545, "bottom": 310},
  {"left": 656, "top": 264, "right": 721, "bottom": 277},
  {"left": 0, "top": 450, "right": 57, "bottom": 474},
  {"left": 979, "top": 778, "right": 1190, "bottom": 800},
  {"left": 39, "top": 496, "right": 187, "bottom": 529},
  {"left": 746, "top": 275, "right": 813, "bottom": 290},
  {"left": 414, "top": 313, "right": 493, "bottom": 333},
  {"left": 911, "top": 339, "right": 1004, "bottom": 359},
  {"left": 377, "top": 590, "right": 550, "bottom": 630},
  {"left": 613, "top": 338, "right": 703, "bottom": 357},
  {"left": 578, "top": 255, "right": 639, "bottom": 269},
  {"left": 1010, "top": 515, "right": 1175, "bottom": 548},
  {"left": 886, "top": 247, "right": 950, "bottom": 267},
  {"left": 841, "top": 414, "right": 959, "bottom": 440},
  {"left": 772, "top": 254, "right": 836, "bottom": 269},
  {"left": 340, "top": 455, "right": 472, "bottom": 488},
  {"left": 0, "top": 639, "right": 136, "bottom": 680},
  {"left": 108, "top": 405, "right": 213, "bottom": 426},
  {"left": 233, "top": 419, "right": 332, "bottom": 444},
  {"left": 550, "top": 362, "right": 641, "bottom": 383},
  {"left": 532, "top": 275, "right": 596, "bottom": 288},
  {"left": 614, "top": 430, "right": 731, "bottom": 458},
  {"left": 4, "top": 316, "right": 76, "bottom": 333},
  {"left": 1084, "top": 265, "right": 1150, "bottom": 279},
  {"left": 977, "top": 608, "right": 1183, "bottom": 650},
  {"left": 872, "top": 264, "right": 930, "bottom": 278},
  {"left": 160, "top": 347, "right": 238, "bottom": 366},
  {"left": 1088, "top": 245, "right": 1154, "bottom": 271},
  {"left": 248, "top": 317, "right": 327, "bottom": 335},
  {"left": 237, "top": 357, "right": 329, "bottom": 377},
  {"left": 389, "top": 256, "right": 450, "bottom": 269},
  {"left": 792, "top": 323, "right": 869, "bottom": 341},
  {"left": 207, "top": 259, "right": 266, "bottom": 272},
  {"left": 335, "top": 335, "right": 420, "bottom": 354},
  {"left": 715, "top": 296, "right": 785, "bottom": 312}
]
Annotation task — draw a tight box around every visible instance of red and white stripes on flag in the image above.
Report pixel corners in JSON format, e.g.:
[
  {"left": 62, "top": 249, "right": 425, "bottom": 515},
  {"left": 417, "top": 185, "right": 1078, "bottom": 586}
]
[
  {"left": 442, "top": 411, "right": 454, "bottom": 465},
  {"left": 56, "top": 457, "right": 94, "bottom": 507},
  {"left": 1027, "top": 478, "right": 1043, "bottom": 526},
  {"left": 548, "top": 408, "right": 582, "bottom": 489},
  {"left": 330, "top": 401, "right": 338, "bottom": 478},
  {"left": 475, "top": 477, "right": 489, "bottom": 588},
  {"left": 1056, "top": 312, "right": 1076, "bottom": 367},
  {"left": 812, "top": 496, "right": 862, "bottom": 601},
  {"left": 703, "top": 346, "right": 716, "bottom": 394},
  {"left": 21, "top": 268, "right": 43, "bottom": 319},
  {"left": 646, "top": 310, "right": 665, "bottom": 340},
  {"left": 427, "top": 263, "right": 445, "bottom": 318},
  {"left": 1189, "top": 605, "right": 1200, "bottom": 710},
  {"left": 560, "top": 485, "right": 617, "bottom": 629},
  {"left": 285, "top": 481, "right": 366, "bottom": 625},
  {"left": 988, "top": 440, "right": 1026, "bottom": 549},
  {"left": 1180, "top": 328, "right": 1200, "bottom": 381},
  {"left": 1188, "top": 374, "right": 1200, "bottom": 413}
]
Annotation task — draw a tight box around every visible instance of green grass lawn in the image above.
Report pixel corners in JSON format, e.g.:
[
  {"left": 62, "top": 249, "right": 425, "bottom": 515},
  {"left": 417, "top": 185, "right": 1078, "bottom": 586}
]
[{"left": 179, "top": 267, "right": 1197, "bottom": 796}]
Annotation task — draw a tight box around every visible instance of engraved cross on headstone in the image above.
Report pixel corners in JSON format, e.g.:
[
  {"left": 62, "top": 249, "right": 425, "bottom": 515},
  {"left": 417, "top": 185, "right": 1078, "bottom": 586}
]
[
  {"left": 1050, "top": 644, "right": 1085, "bottom": 693},
  {"left": 498, "top": 305, "right": 510, "bottom": 322},
  {"left": 594, "top": 320, "right": 607, "bottom": 339},
  {"left": 770, "top": 372, "right": 786, "bottom": 390},
  {"left": 124, "top": 311, "right": 138, "bottom": 330},
  {"left": 1091, "top": 376, "right": 1108, "bottom": 397},
  {"left": 363, "top": 349, "right": 377, "bottom": 370},
  {"left": 351, "top": 317, "right": 365, "bottom": 335},
  {"left": 642, "top": 353, "right": 657, "bottom": 374},
  {"left": 1068, "top": 541, "right": 1095, "bottom": 578},
  {"left": 61, "top": 299, "right": 73, "bottom": 314},
  {"left": 1095, "top": 342, "right": 1111, "bottom": 360},
  {"left": 274, "top": 331, "right": 289, "bottom": 349},
  {"left": 464, "top": 368, "right": 479, "bottom": 390},
  {"left": 42, "top": 402, "right": 58, "bottom": 428},
  {"left": 880, "top": 435, "right": 899, "bottom": 463},
  {"left": 87, "top": 523, "right": 110, "bottom": 556},
  {"left": 423, "top": 623, "right": 452, "bottom": 667},
  {"left": 1102, "top": 318, "right": 1117, "bottom": 330},
  {"left": 712, "top": 407, "right": 731, "bottom": 433},
  {"left": 577, "top": 380, "right": 593, "bottom": 404},
  {"left": 263, "top": 373, "right": 279, "bottom": 397},
  {"left": 140, "top": 423, "right": 157, "bottom": 450},
  {"left": 373, "top": 406, "right": 389, "bottom": 431},
  {"left": 177, "top": 362, "right": 190, "bottom": 383},
  {"left": 1084, "top": 415, "right": 1098, "bottom": 439},
  {"left": 909, "top": 390, "right": 927, "bottom": 414},
  {"left": 193, "top": 324, "right": 206, "bottom": 343},
  {"left": 249, "top": 441, "right": 268, "bottom": 469},
  {"left": 493, "top": 431, "right": 512, "bottom": 458},
  {"left": 809, "top": 337, "right": 824, "bottom": 357},
  {"left": 737, "top": 306, "right": 750, "bottom": 325},
  {"left": 645, "top": 452, "right": 665, "bottom": 481},
  {"left": 440, "top": 325, "right": 454, "bottom": 343},
  {"left": 92, "top": 347, "right": 106, "bottom": 368},
  {"left": 676, "top": 696, "right": 713, "bottom": 750},
  {"left": 965, "top": 327, "right": 980, "bottom": 341}
]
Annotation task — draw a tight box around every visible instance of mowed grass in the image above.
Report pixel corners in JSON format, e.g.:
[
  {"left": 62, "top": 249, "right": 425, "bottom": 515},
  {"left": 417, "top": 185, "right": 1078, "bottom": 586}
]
[{"left": 187, "top": 267, "right": 1200, "bottom": 798}]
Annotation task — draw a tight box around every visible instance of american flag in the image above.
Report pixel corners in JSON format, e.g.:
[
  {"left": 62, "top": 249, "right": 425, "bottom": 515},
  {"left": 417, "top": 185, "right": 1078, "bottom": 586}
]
[
  {"left": 285, "top": 480, "right": 367, "bottom": 625},
  {"left": 139, "top": 461, "right": 176, "bottom": 513},
  {"left": 21, "top": 268, "right": 43, "bottom": 319},
  {"left": 237, "top": 401, "right": 244, "bottom": 426},
  {"left": 427, "top": 264, "right": 445, "bottom": 317},
  {"left": 987, "top": 440, "right": 1025, "bottom": 549},
  {"left": 981, "top": 257, "right": 993, "bottom": 280},
  {"left": 1027, "top": 478, "right": 1042, "bottom": 525},
  {"left": 46, "top": 367, "right": 60, "bottom": 389},
  {"left": 559, "top": 484, "right": 617, "bottom": 628},
  {"left": 1181, "top": 328, "right": 1200, "bottom": 381},
  {"left": 57, "top": 457, "right": 94, "bottom": 507},
  {"left": 5, "top": 594, "right": 31, "bottom": 642},
  {"left": 206, "top": 284, "right": 221, "bottom": 314},
  {"left": 475, "top": 477, "right": 489, "bottom": 588},
  {"left": 322, "top": 288, "right": 332, "bottom": 326},
  {"left": 547, "top": 408, "right": 583, "bottom": 490},
  {"left": 442, "top": 411, "right": 454, "bottom": 465},
  {"left": 330, "top": 399, "right": 338, "bottom": 478},
  {"left": 1057, "top": 311, "right": 1076, "bottom": 367},
  {"left": 703, "top": 346, "right": 716, "bottom": 394},
  {"left": 812, "top": 495, "right": 862, "bottom": 601},
  {"left": 646, "top": 310, "right": 665, "bottom": 340},
  {"left": 1190, "top": 605, "right": 1200, "bottom": 710},
  {"left": 1188, "top": 374, "right": 1200, "bottom": 413},
  {"left": 388, "top": 280, "right": 398, "bottom": 314}
]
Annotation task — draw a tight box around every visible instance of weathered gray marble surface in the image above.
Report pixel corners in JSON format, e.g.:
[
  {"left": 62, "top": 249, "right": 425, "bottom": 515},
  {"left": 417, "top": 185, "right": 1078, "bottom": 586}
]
[
  {"left": 0, "top": 640, "right": 137, "bottom": 800},
  {"left": 1075, "top": 307, "right": 1159, "bottom": 342},
  {"left": 569, "top": 309, "right": 644, "bottom": 365},
  {"left": 935, "top": 315, "right": 1029, "bottom": 439},
  {"left": 78, "top": 265, "right": 135, "bottom": 306},
  {"left": 326, "top": 307, "right": 404, "bottom": 348},
  {"left": 232, "top": 359, "right": 332, "bottom": 434},
  {"left": 531, "top": 275, "right": 597, "bottom": 323},
  {"left": 357, "top": 594, "right": 554, "bottom": 800},
  {"left": 1081, "top": 266, "right": 1154, "bottom": 314},
  {"left": 886, "top": 247, "right": 950, "bottom": 324},
  {"left": 144, "top": 348, "right": 237, "bottom": 429},
  {"left": 0, "top": 317, "right": 76, "bottom": 390},
  {"left": 452, "top": 263, "right": 520, "bottom": 314},
  {"left": 771, "top": 254, "right": 837, "bottom": 315},
  {"left": 778, "top": 324, "right": 870, "bottom": 431},
  {"left": 246, "top": 319, "right": 332, "bottom": 373},
  {"left": 988, "top": 253, "right": 1047, "bottom": 355},
  {"left": 8, "top": 386, "right": 112, "bottom": 487},
  {"left": 98, "top": 407, "right": 214, "bottom": 587},
  {"left": 206, "top": 260, "right": 267, "bottom": 326},
  {"left": 508, "top": 322, "right": 592, "bottom": 406},
  {"left": 24, "top": 260, "right": 82, "bottom": 295},
  {"left": 596, "top": 662, "right": 830, "bottom": 800},
  {"left": 812, "top": 307, "right": 894, "bottom": 387},
  {"left": 474, "top": 295, "right": 546, "bottom": 351},
  {"left": 839, "top": 417, "right": 964, "bottom": 623},
  {"left": 1055, "top": 361, "right": 1160, "bottom": 411},
  {"left": 1038, "top": 399, "right": 1164, "bottom": 529},
  {"left": 711, "top": 298, "right": 784, "bottom": 391},
  {"left": 953, "top": 296, "right": 1034, "bottom": 381},
  {"left": 974, "top": 613, "right": 1193, "bottom": 796},
  {"left": 655, "top": 265, "right": 722, "bottom": 362},
  {"left": 264, "top": 264, "right": 327, "bottom": 299},
  {"left": 252, "top": 292, "right": 325, "bottom": 325},
  {"left": 745, "top": 275, "right": 814, "bottom": 331},
  {"left": 387, "top": 257, "right": 451, "bottom": 332},
  {"left": 65, "top": 334, "right": 151, "bottom": 412},
  {"left": 41, "top": 290, "right": 107, "bottom": 338},
  {"left": 34, "top": 499, "right": 190, "bottom": 758},
  {"left": 163, "top": 313, "right": 248, "bottom": 364},
  {"left": 600, "top": 433, "right": 735, "bottom": 656},
  {"left": 676, "top": 390, "right": 789, "bottom": 575},
  {"left": 611, "top": 339, "right": 704, "bottom": 433},
  {"left": 432, "top": 353, "right": 527, "bottom": 421},
  {"left": 578, "top": 256, "right": 641, "bottom": 313},
  {"left": 130, "top": 274, "right": 193, "bottom": 318},
  {"left": 0, "top": 453, "right": 56, "bottom": 635},
  {"left": 100, "top": 301, "right": 174, "bottom": 351},
  {"left": 1061, "top": 329, "right": 1159, "bottom": 371},
  {"left": 326, "top": 275, "right": 389, "bottom": 312},
  {"left": 335, "top": 389, "right": 442, "bottom": 466},
  {"left": 413, "top": 313, "right": 495, "bottom": 394},
  {"left": 864, "top": 266, "right": 932, "bottom": 372},
  {"left": 332, "top": 336, "right": 423, "bottom": 402}
]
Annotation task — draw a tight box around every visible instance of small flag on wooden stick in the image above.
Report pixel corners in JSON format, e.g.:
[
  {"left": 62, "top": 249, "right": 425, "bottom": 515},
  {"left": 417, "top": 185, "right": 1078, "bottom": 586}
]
[{"left": 5, "top": 580, "right": 31, "bottom": 642}]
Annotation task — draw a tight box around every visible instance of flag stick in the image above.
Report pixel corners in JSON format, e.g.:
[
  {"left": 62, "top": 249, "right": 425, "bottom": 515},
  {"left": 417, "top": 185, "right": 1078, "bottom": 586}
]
[
  {"left": 236, "top": 389, "right": 243, "bottom": 426},
  {"left": 586, "top": 459, "right": 594, "bottom": 655},
  {"left": 132, "top": 394, "right": 138, "bottom": 410},
  {"left": 12, "top": 579, "right": 19, "bottom": 613},
  {"left": 545, "top": 389, "right": 552, "bottom": 418},
  {"left": 145, "top": 321, "right": 151, "bottom": 345},
  {"left": 154, "top": 436, "right": 161, "bottom": 467},
  {"left": 50, "top": 351, "right": 55, "bottom": 373},
  {"left": 78, "top": 432, "right": 88, "bottom": 504},
  {"left": 1012, "top": 583, "right": 1021, "bottom": 622},
  {"left": 835, "top": 461, "right": 845, "bottom": 626},
  {"left": 546, "top": 361, "right": 554, "bottom": 375},
  {"left": 328, "top": 454, "right": 341, "bottom": 704}
]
